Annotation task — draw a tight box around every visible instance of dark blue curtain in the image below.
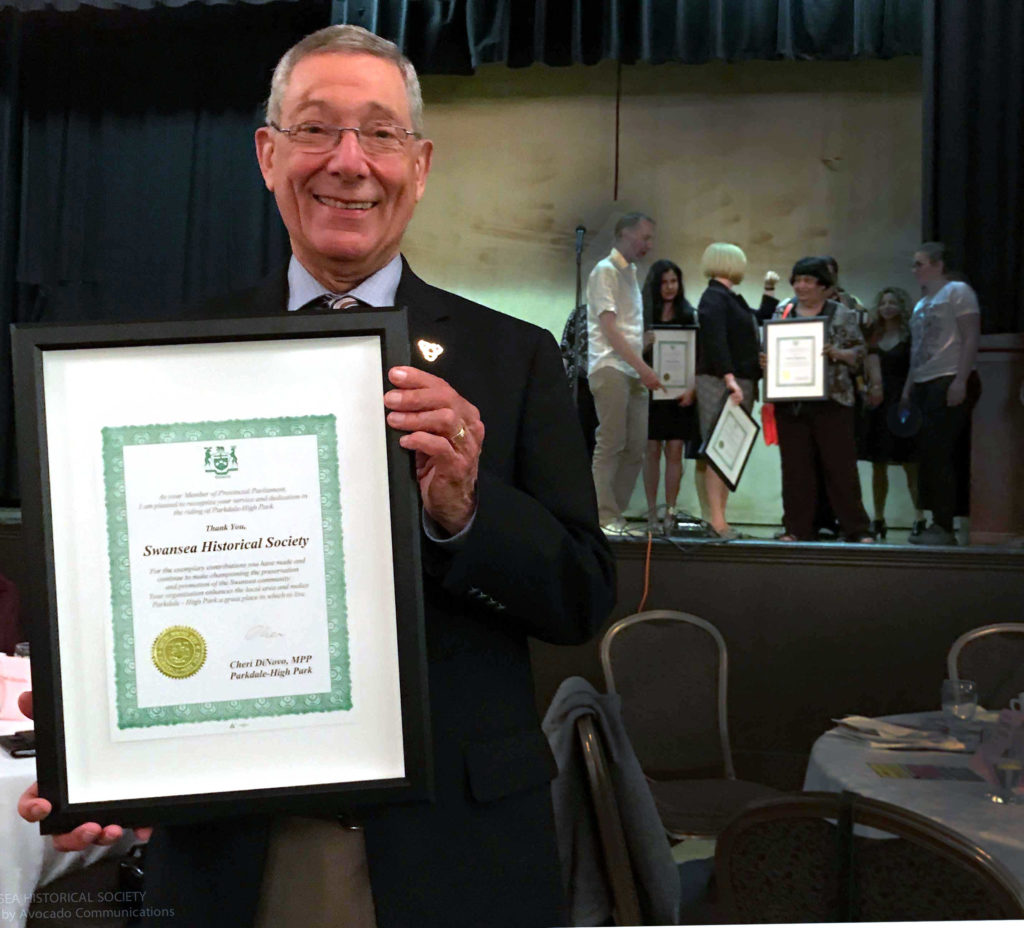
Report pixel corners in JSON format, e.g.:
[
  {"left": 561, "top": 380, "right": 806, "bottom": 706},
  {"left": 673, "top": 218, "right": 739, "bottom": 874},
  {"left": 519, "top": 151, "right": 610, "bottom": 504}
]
[
  {"left": 923, "top": 0, "right": 1024, "bottom": 333},
  {"left": 332, "top": 0, "right": 922, "bottom": 73}
]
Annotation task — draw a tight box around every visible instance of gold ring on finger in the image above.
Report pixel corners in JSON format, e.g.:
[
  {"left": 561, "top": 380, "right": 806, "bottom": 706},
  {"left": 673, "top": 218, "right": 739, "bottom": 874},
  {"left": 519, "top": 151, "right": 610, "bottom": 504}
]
[{"left": 449, "top": 424, "right": 467, "bottom": 447}]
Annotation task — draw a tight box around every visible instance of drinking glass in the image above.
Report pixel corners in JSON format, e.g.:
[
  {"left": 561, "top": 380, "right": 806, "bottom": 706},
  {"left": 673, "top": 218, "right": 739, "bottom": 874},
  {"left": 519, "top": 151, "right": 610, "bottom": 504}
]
[
  {"left": 981, "top": 728, "right": 1023, "bottom": 804},
  {"left": 941, "top": 679, "right": 977, "bottom": 736},
  {"left": 990, "top": 760, "right": 1023, "bottom": 805}
]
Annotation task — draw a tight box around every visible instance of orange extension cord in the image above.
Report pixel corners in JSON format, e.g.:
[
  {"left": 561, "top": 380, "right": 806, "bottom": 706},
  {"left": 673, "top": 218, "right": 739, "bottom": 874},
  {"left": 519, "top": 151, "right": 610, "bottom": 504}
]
[{"left": 637, "top": 529, "right": 654, "bottom": 612}]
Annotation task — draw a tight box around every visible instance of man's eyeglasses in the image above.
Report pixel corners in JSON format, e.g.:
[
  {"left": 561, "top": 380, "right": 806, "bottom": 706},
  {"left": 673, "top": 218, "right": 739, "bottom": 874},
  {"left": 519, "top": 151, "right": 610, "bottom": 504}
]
[{"left": 268, "top": 121, "right": 421, "bottom": 156}]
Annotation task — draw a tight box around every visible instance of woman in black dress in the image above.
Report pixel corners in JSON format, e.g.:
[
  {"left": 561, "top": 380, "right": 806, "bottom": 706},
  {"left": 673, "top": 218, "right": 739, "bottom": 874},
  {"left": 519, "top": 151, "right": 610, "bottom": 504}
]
[
  {"left": 641, "top": 259, "right": 698, "bottom": 534},
  {"left": 859, "top": 287, "right": 924, "bottom": 539}
]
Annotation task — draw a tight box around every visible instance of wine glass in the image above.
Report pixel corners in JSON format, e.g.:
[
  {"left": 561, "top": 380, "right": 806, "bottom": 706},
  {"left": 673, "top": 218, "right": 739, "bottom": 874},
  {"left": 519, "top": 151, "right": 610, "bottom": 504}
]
[{"left": 941, "top": 679, "right": 977, "bottom": 737}]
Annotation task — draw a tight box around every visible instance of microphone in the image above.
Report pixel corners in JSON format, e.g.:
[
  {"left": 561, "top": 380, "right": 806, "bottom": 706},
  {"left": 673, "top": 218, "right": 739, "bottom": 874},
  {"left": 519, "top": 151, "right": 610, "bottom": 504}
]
[{"left": 575, "top": 225, "right": 586, "bottom": 256}]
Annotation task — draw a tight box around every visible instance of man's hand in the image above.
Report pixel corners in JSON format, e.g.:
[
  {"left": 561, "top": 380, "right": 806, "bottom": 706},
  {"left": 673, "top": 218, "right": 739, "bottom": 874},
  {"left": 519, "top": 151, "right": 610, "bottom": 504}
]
[
  {"left": 15, "top": 692, "right": 153, "bottom": 850},
  {"left": 384, "top": 367, "right": 484, "bottom": 535},
  {"left": 946, "top": 378, "right": 967, "bottom": 407},
  {"left": 677, "top": 388, "right": 696, "bottom": 407},
  {"left": 764, "top": 270, "right": 780, "bottom": 291},
  {"left": 640, "top": 363, "right": 662, "bottom": 392},
  {"left": 866, "top": 383, "right": 884, "bottom": 408}
]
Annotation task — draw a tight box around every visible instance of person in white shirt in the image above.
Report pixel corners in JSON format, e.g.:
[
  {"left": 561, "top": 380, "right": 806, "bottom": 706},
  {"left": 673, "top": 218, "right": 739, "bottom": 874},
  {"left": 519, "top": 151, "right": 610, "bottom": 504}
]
[
  {"left": 901, "top": 241, "right": 981, "bottom": 546},
  {"left": 586, "top": 213, "right": 661, "bottom": 532}
]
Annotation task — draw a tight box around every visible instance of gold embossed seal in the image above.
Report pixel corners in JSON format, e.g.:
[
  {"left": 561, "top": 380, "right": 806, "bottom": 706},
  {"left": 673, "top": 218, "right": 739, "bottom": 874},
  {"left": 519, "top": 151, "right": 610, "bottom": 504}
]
[{"left": 152, "top": 626, "right": 206, "bottom": 679}]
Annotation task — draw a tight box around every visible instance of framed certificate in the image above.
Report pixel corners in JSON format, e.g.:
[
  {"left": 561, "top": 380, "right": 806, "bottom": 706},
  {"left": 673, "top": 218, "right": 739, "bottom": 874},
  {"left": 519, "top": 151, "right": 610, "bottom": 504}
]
[
  {"left": 763, "top": 317, "right": 829, "bottom": 402},
  {"left": 651, "top": 327, "right": 697, "bottom": 399},
  {"left": 699, "top": 397, "right": 760, "bottom": 492},
  {"left": 12, "top": 311, "right": 431, "bottom": 833}
]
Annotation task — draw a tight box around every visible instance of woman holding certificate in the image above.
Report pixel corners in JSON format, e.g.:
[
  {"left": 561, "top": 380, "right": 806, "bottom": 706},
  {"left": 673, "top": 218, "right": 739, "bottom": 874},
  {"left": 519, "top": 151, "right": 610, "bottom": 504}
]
[
  {"left": 694, "top": 243, "right": 773, "bottom": 539},
  {"left": 768, "top": 257, "right": 874, "bottom": 543},
  {"left": 642, "top": 260, "right": 698, "bottom": 535}
]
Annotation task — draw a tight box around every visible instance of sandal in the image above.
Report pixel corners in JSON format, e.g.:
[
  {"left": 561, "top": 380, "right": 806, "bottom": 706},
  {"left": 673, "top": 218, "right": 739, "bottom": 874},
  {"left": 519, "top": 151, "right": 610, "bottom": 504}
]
[
  {"left": 777, "top": 533, "right": 799, "bottom": 542},
  {"left": 849, "top": 533, "right": 876, "bottom": 544}
]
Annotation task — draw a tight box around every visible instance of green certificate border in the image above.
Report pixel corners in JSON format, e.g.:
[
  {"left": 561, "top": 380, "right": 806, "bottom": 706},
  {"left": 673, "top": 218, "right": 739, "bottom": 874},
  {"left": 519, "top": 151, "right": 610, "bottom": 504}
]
[{"left": 102, "top": 415, "right": 350, "bottom": 729}]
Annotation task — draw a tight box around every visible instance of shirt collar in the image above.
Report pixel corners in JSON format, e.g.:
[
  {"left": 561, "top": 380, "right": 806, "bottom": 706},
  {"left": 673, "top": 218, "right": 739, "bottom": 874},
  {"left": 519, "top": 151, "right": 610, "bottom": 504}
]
[
  {"left": 609, "top": 248, "right": 633, "bottom": 272},
  {"left": 286, "top": 254, "right": 403, "bottom": 312}
]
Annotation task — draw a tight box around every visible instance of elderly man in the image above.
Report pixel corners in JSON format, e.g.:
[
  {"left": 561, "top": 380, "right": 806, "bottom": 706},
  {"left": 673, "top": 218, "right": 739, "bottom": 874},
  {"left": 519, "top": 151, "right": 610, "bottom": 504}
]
[
  {"left": 18, "top": 25, "right": 614, "bottom": 928},
  {"left": 586, "top": 212, "right": 660, "bottom": 533}
]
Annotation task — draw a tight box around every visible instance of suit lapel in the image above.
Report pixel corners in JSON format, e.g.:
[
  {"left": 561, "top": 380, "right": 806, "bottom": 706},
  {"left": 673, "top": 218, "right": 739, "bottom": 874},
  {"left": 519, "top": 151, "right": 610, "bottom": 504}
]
[{"left": 395, "top": 259, "right": 456, "bottom": 378}]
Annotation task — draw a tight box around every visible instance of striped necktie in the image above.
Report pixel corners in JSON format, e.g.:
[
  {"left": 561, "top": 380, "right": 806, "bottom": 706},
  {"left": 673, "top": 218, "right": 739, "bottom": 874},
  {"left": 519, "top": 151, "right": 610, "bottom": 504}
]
[{"left": 297, "top": 293, "right": 366, "bottom": 312}]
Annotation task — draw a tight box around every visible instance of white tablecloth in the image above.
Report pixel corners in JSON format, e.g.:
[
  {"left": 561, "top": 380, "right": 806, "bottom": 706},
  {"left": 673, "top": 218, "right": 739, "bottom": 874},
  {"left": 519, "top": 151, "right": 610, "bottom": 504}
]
[
  {"left": 0, "top": 720, "right": 135, "bottom": 928},
  {"left": 804, "top": 711, "right": 1024, "bottom": 890}
]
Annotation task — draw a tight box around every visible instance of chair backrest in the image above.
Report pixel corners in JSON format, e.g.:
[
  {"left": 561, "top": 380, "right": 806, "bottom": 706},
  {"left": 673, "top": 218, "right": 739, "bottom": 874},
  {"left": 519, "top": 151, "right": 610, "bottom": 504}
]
[
  {"left": 715, "top": 791, "right": 1024, "bottom": 923},
  {"left": 600, "top": 609, "right": 733, "bottom": 779},
  {"left": 575, "top": 715, "right": 642, "bottom": 927},
  {"left": 947, "top": 623, "right": 1024, "bottom": 709}
]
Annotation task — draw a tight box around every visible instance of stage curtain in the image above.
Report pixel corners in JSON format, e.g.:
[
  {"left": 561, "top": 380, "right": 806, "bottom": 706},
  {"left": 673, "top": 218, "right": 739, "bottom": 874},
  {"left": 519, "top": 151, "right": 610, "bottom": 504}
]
[
  {"left": 923, "top": 0, "right": 1024, "bottom": 333},
  {"left": 331, "top": 0, "right": 923, "bottom": 73}
]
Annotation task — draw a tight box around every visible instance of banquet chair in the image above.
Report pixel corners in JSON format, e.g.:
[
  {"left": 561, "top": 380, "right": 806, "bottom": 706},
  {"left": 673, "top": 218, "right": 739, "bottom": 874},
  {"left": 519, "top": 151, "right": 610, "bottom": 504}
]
[
  {"left": 575, "top": 714, "right": 643, "bottom": 926},
  {"left": 947, "top": 622, "right": 1024, "bottom": 710},
  {"left": 600, "top": 610, "right": 778, "bottom": 838},
  {"left": 715, "top": 791, "right": 1024, "bottom": 922}
]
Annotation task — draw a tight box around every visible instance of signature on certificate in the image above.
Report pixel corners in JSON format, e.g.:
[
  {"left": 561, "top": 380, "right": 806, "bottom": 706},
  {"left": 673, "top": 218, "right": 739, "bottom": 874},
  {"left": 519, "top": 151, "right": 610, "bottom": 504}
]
[{"left": 245, "top": 624, "right": 284, "bottom": 640}]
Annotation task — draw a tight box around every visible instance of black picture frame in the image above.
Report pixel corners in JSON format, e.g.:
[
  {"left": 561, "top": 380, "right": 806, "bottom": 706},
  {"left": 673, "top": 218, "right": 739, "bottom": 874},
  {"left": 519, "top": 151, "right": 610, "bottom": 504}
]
[
  {"left": 650, "top": 325, "right": 698, "bottom": 398},
  {"left": 699, "top": 395, "right": 761, "bottom": 492},
  {"left": 12, "top": 310, "right": 431, "bottom": 834},
  {"left": 763, "top": 316, "right": 829, "bottom": 403}
]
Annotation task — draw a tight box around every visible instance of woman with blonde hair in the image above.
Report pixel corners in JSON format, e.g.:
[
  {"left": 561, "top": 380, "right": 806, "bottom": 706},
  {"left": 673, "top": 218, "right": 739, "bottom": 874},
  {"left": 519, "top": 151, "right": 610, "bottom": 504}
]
[{"left": 694, "top": 242, "right": 773, "bottom": 538}]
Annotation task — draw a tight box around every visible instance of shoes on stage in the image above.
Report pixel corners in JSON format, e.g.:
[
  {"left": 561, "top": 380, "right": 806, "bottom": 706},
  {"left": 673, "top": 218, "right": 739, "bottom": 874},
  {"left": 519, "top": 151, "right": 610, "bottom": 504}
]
[
  {"left": 662, "top": 507, "right": 677, "bottom": 536},
  {"left": 601, "top": 518, "right": 629, "bottom": 537},
  {"left": 711, "top": 526, "right": 741, "bottom": 541},
  {"left": 908, "top": 523, "right": 957, "bottom": 546},
  {"left": 909, "top": 519, "right": 926, "bottom": 538},
  {"left": 870, "top": 519, "right": 887, "bottom": 540}
]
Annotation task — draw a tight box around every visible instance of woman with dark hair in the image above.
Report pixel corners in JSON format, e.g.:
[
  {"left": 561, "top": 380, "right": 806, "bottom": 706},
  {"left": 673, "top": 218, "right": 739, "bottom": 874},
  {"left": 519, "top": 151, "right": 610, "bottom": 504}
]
[
  {"left": 900, "top": 242, "right": 981, "bottom": 546},
  {"left": 769, "top": 256, "right": 873, "bottom": 543},
  {"left": 641, "top": 259, "right": 698, "bottom": 534},
  {"left": 858, "top": 287, "right": 924, "bottom": 539}
]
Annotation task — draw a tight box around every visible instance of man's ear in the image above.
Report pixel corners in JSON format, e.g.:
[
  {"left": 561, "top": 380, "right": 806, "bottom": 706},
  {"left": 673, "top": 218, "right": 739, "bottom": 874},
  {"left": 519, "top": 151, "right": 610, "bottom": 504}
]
[
  {"left": 413, "top": 139, "right": 433, "bottom": 202},
  {"left": 254, "top": 127, "right": 277, "bottom": 192}
]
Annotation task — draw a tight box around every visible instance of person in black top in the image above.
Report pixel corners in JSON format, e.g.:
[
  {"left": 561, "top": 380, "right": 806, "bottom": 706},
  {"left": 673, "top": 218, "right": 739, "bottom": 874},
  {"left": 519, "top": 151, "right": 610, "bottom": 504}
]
[
  {"left": 641, "top": 259, "right": 698, "bottom": 534},
  {"left": 695, "top": 243, "right": 775, "bottom": 539},
  {"left": 858, "top": 287, "right": 924, "bottom": 539}
]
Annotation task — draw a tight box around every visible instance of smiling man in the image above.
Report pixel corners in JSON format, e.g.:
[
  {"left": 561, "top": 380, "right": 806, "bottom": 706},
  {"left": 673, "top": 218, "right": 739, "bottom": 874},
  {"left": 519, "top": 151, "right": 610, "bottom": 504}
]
[{"left": 17, "top": 24, "right": 614, "bottom": 928}]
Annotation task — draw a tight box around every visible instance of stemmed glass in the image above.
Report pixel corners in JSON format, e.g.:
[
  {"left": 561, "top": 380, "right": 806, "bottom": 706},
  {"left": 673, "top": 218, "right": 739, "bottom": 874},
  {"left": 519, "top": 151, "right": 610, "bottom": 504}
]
[{"left": 941, "top": 679, "right": 977, "bottom": 739}]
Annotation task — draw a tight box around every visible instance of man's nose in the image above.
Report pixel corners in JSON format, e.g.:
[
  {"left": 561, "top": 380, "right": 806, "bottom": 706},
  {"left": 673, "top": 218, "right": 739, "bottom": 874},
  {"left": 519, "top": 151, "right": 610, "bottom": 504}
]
[{"left": 325, "top": 129, "right": 369, "bottom": 175}]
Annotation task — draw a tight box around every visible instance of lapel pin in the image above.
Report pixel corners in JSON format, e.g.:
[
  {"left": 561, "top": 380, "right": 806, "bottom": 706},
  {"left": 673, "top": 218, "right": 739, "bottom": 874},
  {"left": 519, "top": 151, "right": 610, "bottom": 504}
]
[{"left": 417, "top": 339, "right": 444, "bottom": 363}]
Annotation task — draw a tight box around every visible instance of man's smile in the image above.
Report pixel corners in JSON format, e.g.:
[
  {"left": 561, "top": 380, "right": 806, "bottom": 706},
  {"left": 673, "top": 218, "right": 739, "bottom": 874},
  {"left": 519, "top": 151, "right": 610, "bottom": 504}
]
[{"left": 312, "top": 194, "right": 376, "bottom": 210}]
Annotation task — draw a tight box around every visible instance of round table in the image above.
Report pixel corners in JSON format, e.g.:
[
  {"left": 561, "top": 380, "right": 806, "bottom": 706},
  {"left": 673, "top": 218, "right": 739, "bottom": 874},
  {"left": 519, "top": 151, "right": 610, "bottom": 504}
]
[
  {"left": 803, "top": 711, "right": 1024, "bottom": 889},
  {"left": 0, "top": 720, "right": 135, "bottom": 928}
]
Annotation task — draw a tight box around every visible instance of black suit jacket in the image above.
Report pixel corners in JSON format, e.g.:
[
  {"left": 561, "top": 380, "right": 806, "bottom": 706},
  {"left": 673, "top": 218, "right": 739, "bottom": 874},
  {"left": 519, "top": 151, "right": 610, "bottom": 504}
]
[{"left": 141, "top": 261, "right": 615, "bottom": 928}]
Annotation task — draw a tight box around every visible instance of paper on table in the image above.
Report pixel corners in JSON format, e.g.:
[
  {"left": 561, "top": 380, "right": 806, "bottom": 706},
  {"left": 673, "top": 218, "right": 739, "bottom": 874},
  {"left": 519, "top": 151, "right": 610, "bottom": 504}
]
[{"left": 829, "top": 715, "right": 967, "bottom": 752}]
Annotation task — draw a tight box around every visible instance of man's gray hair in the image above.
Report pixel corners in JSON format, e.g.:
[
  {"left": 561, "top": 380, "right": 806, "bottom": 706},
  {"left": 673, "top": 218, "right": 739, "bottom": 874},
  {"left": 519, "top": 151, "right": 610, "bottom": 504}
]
[
  {"left": 614, "top": 212, "right": 654, "bottom": 238},
  {"left": 266, "top": 25, "right": 424, "bottom": 133}
]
